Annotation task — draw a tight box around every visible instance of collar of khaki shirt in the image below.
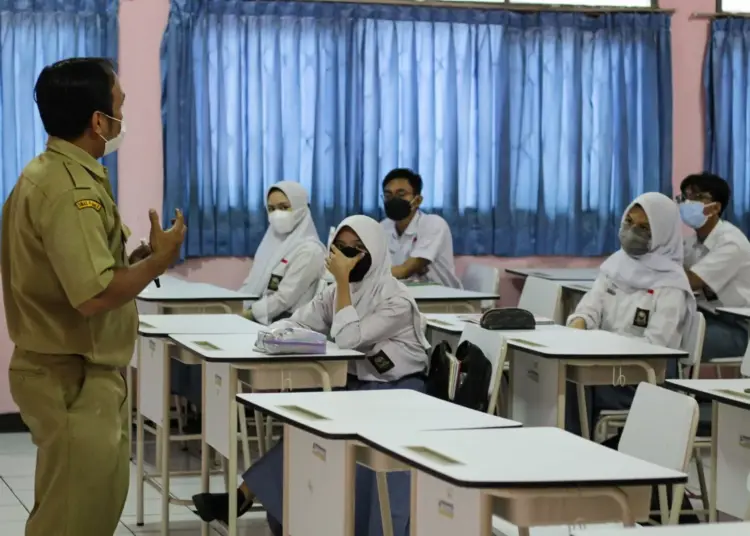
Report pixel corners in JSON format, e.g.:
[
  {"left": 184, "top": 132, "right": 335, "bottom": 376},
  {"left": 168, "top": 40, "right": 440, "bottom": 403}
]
[{"left": 46, "top": 137, "right": 108, "bottom": 181}]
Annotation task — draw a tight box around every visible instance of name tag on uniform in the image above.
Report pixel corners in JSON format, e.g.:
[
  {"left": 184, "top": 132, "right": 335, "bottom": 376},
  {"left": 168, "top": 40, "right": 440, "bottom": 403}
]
[
  {"left": 632, "top": 308, "right": 650, "bottom": 328},
  {"left": 267, "top": 275, "right": 283, "bottom": 292},
  {"left": 75, "top": 199, "right": 102, "bottom": 211},
  {"left": 368, "top": 351, "right": 395, "bottom": 374}
]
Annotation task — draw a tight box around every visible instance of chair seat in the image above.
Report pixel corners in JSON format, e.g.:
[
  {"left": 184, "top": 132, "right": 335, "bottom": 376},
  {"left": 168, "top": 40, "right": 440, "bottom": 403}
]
[
  {"left": 492, "top": 516, "right": 639, "bottom": 536},
  {"left": 707, "top": 356, "right": 742, "bottom": 364}
]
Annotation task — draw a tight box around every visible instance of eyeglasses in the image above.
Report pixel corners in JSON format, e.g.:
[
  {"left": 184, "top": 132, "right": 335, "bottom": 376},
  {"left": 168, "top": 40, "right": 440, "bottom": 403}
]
[{"left": 675, "top": 192, "right": 713, "bottom": 204}]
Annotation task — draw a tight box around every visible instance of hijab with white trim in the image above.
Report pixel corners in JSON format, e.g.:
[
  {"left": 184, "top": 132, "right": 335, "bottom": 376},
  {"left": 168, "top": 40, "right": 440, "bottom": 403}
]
[
  {"left": 240, "top": 181, "right": 324, "bottom": 296},
  {"left": 332, "top": 215, "right": 430, "bottom": 350}
]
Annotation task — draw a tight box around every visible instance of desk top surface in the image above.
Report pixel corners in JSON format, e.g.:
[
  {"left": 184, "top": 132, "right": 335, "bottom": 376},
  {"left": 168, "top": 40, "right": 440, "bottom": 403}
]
[
  {"left": 715, "top": 306, "right": 750, "bottom": 319},
  {"left": 237, "top": 389, "right": 520, "bottom": 439},
  {"left": 358, "top": 426, "right": 686, "bottom": 489},
  {"left": 666, "top": 378, "right": 750, "bottom": 410},
  {"left": 506, "top": 329, "right": 687, "bottom": 360},
  {"left": 138, "top": 314, "right": 262, "bottom": 337},
  {"left": 406, "top": 284, "right": 499, "bottom": 301},
  {"left": 137, "top": 276, "right": 257, "bottom": 302},
  {"left": 505, "top": 268, "right": 600, "bottom": 281},
  {"left": 170, "top": 333, "right": 363, "bottom": 363},
  {"left": 572, "top": 523, "right": 750, "bottom": 536},
  {"left": 425, "top": 314, "right": 555, "bottom": 333}
]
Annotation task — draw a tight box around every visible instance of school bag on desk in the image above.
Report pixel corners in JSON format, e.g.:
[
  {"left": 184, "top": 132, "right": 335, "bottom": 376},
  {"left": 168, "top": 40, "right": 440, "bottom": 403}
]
[{"left": 426, "top": 340, "right": 492, "bottom": 412}]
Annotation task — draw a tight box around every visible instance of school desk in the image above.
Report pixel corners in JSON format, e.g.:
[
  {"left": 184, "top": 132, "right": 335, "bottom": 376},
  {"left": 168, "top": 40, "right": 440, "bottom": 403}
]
[
  {"left": 508, "top": 329, "right": 686, "bottom": 438},
  {"left": 357, "top": 426, "right": 686, "bottom": 536},
  {"left": 237, "top": 390, "right": 520, "bottom": 536},
  {"left": 134, "top": 314, "right": 263, "bottom": 532},
  {"left": 406, "top": 284, "right": 500, "bottom": 313},
  {"left": 170, "top": 334, "right": 364, "bottom": 536},
  {"left": 571, "top": 522, "right": 750, "bottom": 536},
  {"left": 666, "top": 378, "right": 750, "bottom": 522},
  {"left": 505, "top": 268, "right": 600, "bottom": 282}
]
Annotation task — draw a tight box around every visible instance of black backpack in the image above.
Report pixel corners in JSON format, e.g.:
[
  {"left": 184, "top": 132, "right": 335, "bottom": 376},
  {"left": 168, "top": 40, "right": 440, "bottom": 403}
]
[{"left": 426, "top": 340, "right": 493, "bottom": 412}]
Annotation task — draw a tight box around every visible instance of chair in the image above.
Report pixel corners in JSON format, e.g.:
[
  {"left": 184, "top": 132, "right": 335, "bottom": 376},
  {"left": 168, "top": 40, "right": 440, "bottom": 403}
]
[
  {"left": 492, "top": 383, "right": 698, "bottom": 535},
  {"left": 594, "top": 313, "right": 706, "bottom": 442},
  {"left": 517, "top": 276, "right": 563, "bottom": 324},
  {"left": 461, "top": 263, "right": 500, "bottom": 311},
  {"left": 619, "top": 383, "right": 698, "bottom": 525},
  {"left": 458, "top": 323, "right": 511, "bottom": 416}
]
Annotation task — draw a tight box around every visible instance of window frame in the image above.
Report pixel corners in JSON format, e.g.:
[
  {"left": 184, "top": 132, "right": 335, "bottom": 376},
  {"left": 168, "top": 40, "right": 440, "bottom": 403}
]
[{"left": 718, "top": 0, "right": 750, "bottom": 14}]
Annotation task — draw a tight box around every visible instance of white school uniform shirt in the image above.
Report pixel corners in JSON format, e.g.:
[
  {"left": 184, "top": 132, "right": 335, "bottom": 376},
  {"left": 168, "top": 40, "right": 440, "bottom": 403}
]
[
  {"left": 683, "top": 220, "right": 750, "bottom": 307},
  {"left": 381, "top": 211, "right": 462, "bottom": 289},
  {"left": 274, "top": 215, "right": 430, "bottom": 382},
  {"left": 248, "top": 242, "right": 326, "bottom": 325},
  {"left": 568, "top": 274, "right": 688, "bottom": 350}
]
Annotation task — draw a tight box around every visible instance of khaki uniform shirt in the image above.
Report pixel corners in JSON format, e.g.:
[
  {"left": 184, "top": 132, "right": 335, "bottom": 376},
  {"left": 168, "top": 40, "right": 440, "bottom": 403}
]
[{"left": 1, "top": 138, "right": 138, "bottom": 367}]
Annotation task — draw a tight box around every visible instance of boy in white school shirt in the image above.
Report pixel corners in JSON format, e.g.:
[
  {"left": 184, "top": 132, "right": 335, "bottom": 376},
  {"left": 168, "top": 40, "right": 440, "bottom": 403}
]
[
  {"left": 678, "top": 172, "right": 750, "bottom": 360},
  {"left": 380, "top": 168, "right": 462, "bottom": 289}
]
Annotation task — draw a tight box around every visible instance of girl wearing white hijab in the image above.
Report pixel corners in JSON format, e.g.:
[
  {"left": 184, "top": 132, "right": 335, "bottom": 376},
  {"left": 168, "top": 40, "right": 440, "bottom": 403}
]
[
  {"left": 239, "top": 181, "right": 326, "bottom": 325},
  {"left": 193, "top": 215, "right": 430, "bottom": 536},
  {"left": 567, "top": 192, "right": 697, "bottom": 432}
]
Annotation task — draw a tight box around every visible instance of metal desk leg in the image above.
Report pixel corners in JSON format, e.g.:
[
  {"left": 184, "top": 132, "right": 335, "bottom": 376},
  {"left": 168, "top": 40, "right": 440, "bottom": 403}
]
[
  {"left": 576, "top": 383, "right": 590, "bottom": 439},
  {"left": 160, "top": 350, "right": 171, "bottom": 535},
  {"left": 376, "top": 472, "right": 394, "bottom": 536},
  {"left": 709, "top": 401, "right": 719, "bottom": 522},
  {"left": 556, "top": 362, "right": 567, "bottom": 429},
  {"left": 228, "top": 366, "right": 239, "bottom": 536},
  {"left": 200, "top": 362, "right": 210, "bottom": 536},
  {"left": 136, "top": 341, "right": 145, "bottom": 526}
]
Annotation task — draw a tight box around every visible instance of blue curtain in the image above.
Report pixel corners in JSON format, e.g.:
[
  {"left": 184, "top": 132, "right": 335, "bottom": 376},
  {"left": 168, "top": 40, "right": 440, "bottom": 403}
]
[
  {"left": 704, "top": 18, "right": 750, "bottom": 233},
  {"left": 0, "top": 0, "right": 119, "bottom": 202},
  {"left": 162, "top": 1, "right": 672, "bottom": 258}
]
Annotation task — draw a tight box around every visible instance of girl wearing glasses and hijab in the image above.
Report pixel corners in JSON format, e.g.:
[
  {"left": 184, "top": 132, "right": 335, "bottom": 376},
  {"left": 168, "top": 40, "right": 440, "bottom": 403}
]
[
  {"left": 193, "top": 215, "right": 430, "bottom": 536},
  {"left": 567, "top": 192, "right": 697, "bottom": 433}
]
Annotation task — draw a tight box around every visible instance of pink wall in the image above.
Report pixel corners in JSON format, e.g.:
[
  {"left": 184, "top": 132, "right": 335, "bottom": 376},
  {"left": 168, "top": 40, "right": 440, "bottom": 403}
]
[{"left": 0, "top": 0, "right": 716, "bottom": 414}]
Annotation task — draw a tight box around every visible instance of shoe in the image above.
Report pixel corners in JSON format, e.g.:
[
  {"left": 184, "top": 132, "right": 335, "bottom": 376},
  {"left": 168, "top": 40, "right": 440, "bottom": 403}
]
[{"left": 192, "top": 492, "right": 253, "bottom": 525}]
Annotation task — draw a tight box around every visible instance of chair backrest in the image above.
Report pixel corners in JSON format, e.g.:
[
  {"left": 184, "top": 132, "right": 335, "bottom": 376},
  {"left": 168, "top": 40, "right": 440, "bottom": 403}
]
[
  {"left": 517, "top": 276, "right": 563, "bottom": 324},
  {"left": 461, "top": 263, "right": 501, "bottom": 310},
  {"left": 681, "top": 312, "right": 706, "bottom": 379},
  {"left": 619, "top": 382, "right": 698, "bottom": 472},
  {"left": 742, "top": 340, "right": 750, "bottom": 378},
  {"left": 458, "top": 322, "right": 510, "bottom": 414}
]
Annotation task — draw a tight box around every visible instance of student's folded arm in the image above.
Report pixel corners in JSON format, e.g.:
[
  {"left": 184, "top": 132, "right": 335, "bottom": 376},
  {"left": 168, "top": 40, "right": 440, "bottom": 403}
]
[
  {"left": 688, "top": 242, "right": 742, "bottom": 294},
  {"left": 392, "top": 257, "right": 430, "bottom": 280},
  {"left": 252, "top": 247, "right": 325, "bottom": 325},
  {"left": 566, "top": 276, "right": 608, "bottom": 329},
  {"left": 331, "top": 297, "right": 412, "bottom": 350},
  {"left": 643, "top": 288, "right": 687, "bottom": 349},
  {"left": 269, "top": 288, "right": 333, "bottom": 334},
  {"left": 39, "top": 190, "right": 164, "bottom": 317}
]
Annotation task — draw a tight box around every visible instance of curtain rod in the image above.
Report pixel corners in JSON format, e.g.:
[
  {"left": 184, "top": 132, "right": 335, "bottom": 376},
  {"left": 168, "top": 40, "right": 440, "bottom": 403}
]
[
  {"left": 301, "top": 0, "right": 674, "bottom": 15},
  {"left": 690, "top": 11, "right": 750, "bottom": 20}
]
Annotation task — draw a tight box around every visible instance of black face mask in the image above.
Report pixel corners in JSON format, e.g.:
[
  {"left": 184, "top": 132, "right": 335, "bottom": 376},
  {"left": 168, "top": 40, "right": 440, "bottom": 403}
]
[
  {"left": 384, "top": 197, "right": 413, "bottom": 222},
  {"left": 338, "top": 246, "right": 372, "bottom": 283}
]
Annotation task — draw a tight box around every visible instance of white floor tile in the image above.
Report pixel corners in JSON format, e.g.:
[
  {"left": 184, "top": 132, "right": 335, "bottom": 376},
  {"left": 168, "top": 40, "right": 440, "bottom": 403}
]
[
  {"left": 0, "top": 481, "right": 22, "bottom": 507},
  {"left": 0, "top": 521, "right": 27, "bottom": 536},
  {"left": 0, "top": 433, "right": 35, "bottom": 455},
  {"left": 0, "top": 503, "right": 30, "bottom": 522},
  {"left": 0, "top": 454, "right": 37, "bottom": 477},
  {"left": 2, "top": 476, "right": 34, "bottom": 491}
]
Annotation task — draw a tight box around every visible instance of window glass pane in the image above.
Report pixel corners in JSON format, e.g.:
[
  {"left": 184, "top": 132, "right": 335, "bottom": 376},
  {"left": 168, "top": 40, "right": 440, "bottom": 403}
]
[{"left": 721, "top": 0, "right": 750, "bottom": 13}]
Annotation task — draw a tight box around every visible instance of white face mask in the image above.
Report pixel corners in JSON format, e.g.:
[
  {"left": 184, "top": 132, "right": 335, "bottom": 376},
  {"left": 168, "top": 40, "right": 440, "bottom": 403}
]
[
  {"left": 269, "top": 210, "right": 296, "bottom": 235},
  {"left": 98, "top": 113, "right": 126, "bottom": 156}
]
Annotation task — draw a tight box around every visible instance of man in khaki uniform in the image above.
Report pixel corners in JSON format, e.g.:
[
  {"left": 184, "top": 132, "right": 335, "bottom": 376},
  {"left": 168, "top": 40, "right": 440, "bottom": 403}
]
[{"left": 2, "top": 58, "right": 186, "bottom": 536}]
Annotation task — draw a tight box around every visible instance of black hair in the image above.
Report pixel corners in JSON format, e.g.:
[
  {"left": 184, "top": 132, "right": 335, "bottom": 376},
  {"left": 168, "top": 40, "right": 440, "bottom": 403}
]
[
  {"left": 680, "top": 172, "right": 731, "bottom": 216},
  {"left": 34, "top": 58, "right": 116, "bottom": 141},
  {"left": 382, "top": 168, "right": 423, "bottom": 196}
]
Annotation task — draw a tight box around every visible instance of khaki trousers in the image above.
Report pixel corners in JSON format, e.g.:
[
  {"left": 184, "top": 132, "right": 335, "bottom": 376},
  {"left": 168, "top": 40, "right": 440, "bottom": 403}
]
[{"left": 9, "top": 349, "right": 130, "bottom": 536}]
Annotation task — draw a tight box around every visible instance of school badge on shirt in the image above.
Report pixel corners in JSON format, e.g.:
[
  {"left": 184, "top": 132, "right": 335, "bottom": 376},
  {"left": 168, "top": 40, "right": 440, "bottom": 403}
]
[
  {"left": 267, "top": 275, "right": 282, "bottom": 292},
  {"left": 633, "top": 308, "right": 650, "bottom": 328}
]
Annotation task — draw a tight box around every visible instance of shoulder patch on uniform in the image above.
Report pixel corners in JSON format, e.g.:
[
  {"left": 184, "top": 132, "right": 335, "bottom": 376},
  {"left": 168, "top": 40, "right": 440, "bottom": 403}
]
[{"left": 75, "top": 199, "right": 102, "bottom": 211}]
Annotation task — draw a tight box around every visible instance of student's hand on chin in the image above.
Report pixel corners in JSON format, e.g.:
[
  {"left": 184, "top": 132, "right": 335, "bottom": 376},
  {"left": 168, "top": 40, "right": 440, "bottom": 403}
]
[{"left": 327, "top": 245, "right": 363, "bottom": 282}]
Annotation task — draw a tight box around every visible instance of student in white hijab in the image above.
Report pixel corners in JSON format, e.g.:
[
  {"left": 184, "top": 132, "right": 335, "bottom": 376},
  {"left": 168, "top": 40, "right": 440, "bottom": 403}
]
[
  {"left": 239, "top": 181, "right": 326, "bottom": 324},
  {"left": 193, "top": 215, "right": 430, "bottom": 536},
  {"left": 566, "top": 192, "right": 697, "bottom": 434}
]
